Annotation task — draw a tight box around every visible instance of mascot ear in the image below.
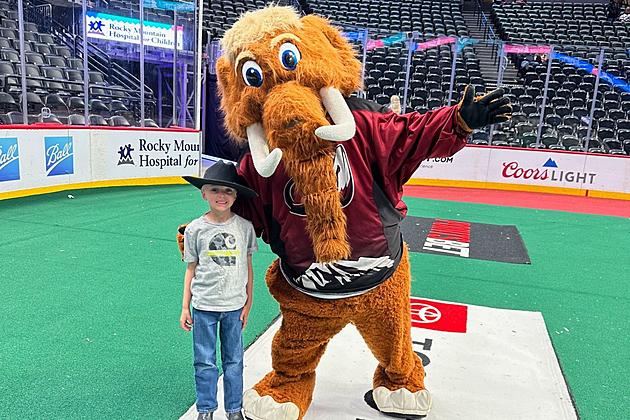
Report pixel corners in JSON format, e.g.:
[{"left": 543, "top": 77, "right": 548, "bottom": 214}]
[
  {"left": 301, "top": 14, "right": 362, "bottom": 95},
  {"left": 215, "top": 56, "right": 248, "bottom": 141}
]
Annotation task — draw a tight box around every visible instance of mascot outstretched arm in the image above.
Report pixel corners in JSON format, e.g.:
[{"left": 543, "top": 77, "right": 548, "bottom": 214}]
[{"left": 182, "top": 6, "right": 510, "bottom": 420}]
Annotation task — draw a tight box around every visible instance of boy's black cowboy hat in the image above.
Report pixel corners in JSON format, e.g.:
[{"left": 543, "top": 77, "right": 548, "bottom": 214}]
[{"left": 182, "top": 161, "right": 258, "bottom": 198}]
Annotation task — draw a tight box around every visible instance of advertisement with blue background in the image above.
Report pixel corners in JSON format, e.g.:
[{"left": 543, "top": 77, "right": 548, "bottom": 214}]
[
  {"left": 45, "top": 136, "right": 74, "bottom": 177},
  {"left": 0, "top": 137, "right": 20, "bottom": 182}
]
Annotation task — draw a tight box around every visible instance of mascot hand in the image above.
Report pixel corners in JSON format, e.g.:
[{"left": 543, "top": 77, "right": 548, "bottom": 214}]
[
  {"left": 458, "top": 84, "right": 512, "bottom": 130},
  {"left": 177, "top": 224, "right": 187, "bottom": 260},
  {"left": 389, "top": 95, "right": 401, "bottom": 114}
]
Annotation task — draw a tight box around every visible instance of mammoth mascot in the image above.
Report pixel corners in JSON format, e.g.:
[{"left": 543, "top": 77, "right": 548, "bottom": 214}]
[{"left": 184, "top": 5, "right": 510, "bottom": 420}]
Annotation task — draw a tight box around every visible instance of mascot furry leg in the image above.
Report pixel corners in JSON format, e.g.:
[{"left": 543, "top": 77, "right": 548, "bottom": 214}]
[{"left": 244, "top": 248, "right": 428, "bottom": 419}]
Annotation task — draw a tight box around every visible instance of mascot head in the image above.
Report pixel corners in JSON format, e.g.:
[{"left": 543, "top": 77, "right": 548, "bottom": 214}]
[
  {"left": 216, "top": 6, "right": 363, "bottom": 262},
  {"left": 216, "top": 6, "right": 362, "bottom": 174}
]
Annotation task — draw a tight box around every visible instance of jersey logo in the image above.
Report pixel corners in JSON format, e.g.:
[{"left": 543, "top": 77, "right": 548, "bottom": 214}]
[{"left": 283, "top": 144, "right": 355, "bottom": 216}]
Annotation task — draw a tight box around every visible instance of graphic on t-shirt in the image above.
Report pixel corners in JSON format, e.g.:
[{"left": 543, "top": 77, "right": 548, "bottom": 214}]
[{"left": 206, "top": 232, "right": 239, "bottom": 266}]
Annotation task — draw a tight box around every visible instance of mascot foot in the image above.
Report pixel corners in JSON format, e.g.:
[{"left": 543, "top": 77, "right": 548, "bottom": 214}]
[
  {"left": 243, "top": 389, "right": 300, "bottom": 420},
  {"left": 364, "top": 387, "right": 432, "bottom": 419}
]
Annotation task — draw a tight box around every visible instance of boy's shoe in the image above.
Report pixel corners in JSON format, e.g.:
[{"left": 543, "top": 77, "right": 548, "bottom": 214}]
[
  {"left": 226, "top": 411, "right": 244, "bottom": 420},
  {"left": 196, "top": 412, "right": 213, "bottom": 420}
]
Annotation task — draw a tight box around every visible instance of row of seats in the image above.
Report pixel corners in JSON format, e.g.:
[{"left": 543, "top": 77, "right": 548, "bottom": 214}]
[
  {"left": 0, "top": 9, "right": 156, "bottom": 125},
  {"left": 305, "top": 0, "right": 483, "bottom": 112},
  {"left": 310, "top": 0, "right": 468, "bottom": 35},
  {"left": 0, "top": 92, "right": 137, "bottom": 118},
  {"left": 0, "top": 111, "right": 155, "bottom": 127},
  {"left": 205, "top": 0, "right": 267, "bottom": 37},
  {"left": 480, "top": 1, "right": 630, "bottom": 153}
]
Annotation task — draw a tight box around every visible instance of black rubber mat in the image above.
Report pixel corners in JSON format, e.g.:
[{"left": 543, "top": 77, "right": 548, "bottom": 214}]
[{"left": 401, "top": 216, "right": 531, "bottom": 264}]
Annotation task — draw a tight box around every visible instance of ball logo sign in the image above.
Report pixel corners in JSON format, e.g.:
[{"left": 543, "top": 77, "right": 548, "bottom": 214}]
[
  {"left": 45, "top": 136, "right": 74, "bottom": 177},
  {"left": 0, "top": 137, "right": 20, "bottom": 182}
]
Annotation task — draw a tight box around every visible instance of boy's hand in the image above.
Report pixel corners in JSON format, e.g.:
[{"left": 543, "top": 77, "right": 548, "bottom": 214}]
[
  {"left": 240, "top": 304, "right": 251, "bottom": 330},
  {"left": 180, "top": 308, "right": 193, "bottom": 331}
]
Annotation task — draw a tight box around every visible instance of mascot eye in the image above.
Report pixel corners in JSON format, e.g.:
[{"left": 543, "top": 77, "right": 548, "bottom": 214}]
[
  {"left": 241, "top": 61, "right": 264, "bottom": 87},
  {"left": 278, "top": 42, "right": 301, "bottom": 70}
]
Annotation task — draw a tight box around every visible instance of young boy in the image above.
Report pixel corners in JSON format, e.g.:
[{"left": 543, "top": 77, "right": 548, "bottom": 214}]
[{"left": 180, "top": 161, "right": 258, "bottom": 420}]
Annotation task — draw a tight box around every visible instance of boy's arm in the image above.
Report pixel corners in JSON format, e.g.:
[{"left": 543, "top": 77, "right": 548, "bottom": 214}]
[
  {"left": 180, "top": 262, "right": 196, "bottom": 331},
  {"left": 240, "top": 254, "right": 254, "bottom": 329}
]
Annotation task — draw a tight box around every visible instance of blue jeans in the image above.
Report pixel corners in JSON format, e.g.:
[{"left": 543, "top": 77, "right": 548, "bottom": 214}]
[{"left": 192, "top": 307, "right": 244, "bottom": 414}]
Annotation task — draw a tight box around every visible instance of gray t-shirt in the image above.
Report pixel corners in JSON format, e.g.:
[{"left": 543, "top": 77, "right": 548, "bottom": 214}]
[{"left": 184, "top": 213, "right": 258, "bottom": 312}]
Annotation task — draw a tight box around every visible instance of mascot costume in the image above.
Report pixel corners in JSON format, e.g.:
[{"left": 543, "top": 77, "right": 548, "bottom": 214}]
[{"left": 180, "top": 5, "right": 510, "bottom": 419}]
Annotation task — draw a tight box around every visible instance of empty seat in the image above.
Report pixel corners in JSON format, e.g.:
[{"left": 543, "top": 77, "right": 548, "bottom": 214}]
[
  {"left": 25, "top": 52, "right": 44, "bottom": 65},
  {"left": 39, "top": 113, "right": 62, "bottom": 124},
  {"left": 0, "top": 91, "right": 18, "bottom": 112},
  {"left": 89, "top": 99, "right": 109, "bottom": 115},
  {"left": 110, "top": 115, "right": 131, "bottom": 126},
  {"left": 88, "top": 114, "right": 108, "bottom": 126},
  {"left": 143, "top": 118, "right": 159, "bottom": 128},
  {"left": 67, "top": 97, "right": 85, "bottom": 112},
  {"left": 21, "top": 92, "right": 44, "bottom": 113},
  {"left": 67, "top": 113, "right": 86, "bottom": 125},
  {"left": 34, "top": 43, "right": 53, "bottom": 55},
  {"left": 54, "top": 46, "right": 72, "bottom": 58},
  {"left": 7, "top": 110, "right": 24, "bottom": 124},
  {"left": 44, "top": 94, "right": 69, "bottom": 114},
  {"left": 46, "top": 56, "right": 67, "bottom": 67}
]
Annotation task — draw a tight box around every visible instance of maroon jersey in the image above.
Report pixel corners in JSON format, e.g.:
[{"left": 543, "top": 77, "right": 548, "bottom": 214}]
[{"left": 234, "top": 97, "right": 468, "bottom": 299}]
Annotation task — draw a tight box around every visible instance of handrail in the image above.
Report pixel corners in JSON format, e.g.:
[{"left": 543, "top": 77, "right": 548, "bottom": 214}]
[
  {"left": 47, "top": 15, "right": 154, "bottom": 98},
  {"left": 472, "top": 0, "right": 500, "bottom": 62}
]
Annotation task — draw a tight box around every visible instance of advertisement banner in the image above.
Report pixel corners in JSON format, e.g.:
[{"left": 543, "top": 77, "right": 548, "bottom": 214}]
[
  {"left": 0, "top": 129, "right": 200, "bottom": 197},
  {"left": 415, "top": 36, "right": 457, "bottom": 51},
  {"left": 486, "top": 148, "right": 594, "bottom": 189},
  {"left": 44, "top": 136, "right": 74, "bottom": 177},
  {"left": 584, "top": 153, "right": 630, "bottom": 193},
  {"left": 0, "top": 129, "right": 92, "bottom": 192},
  {"left": 414, "top": 146, "right": 490, "bottom": 182},
  {"left": 85, "top": 11, "right": 184, "bottom": 50},
  {"left": 187, "top": 298, "right": 577, "bottom": 420},
  {"left": 504, "top": 44, "right": 552, "bottom": 54},
  {"left": 411, "top": 147, "right": 630, "bottom": 194},
  {"left": 0, "top": 137, "right": 20, "bottom": 182},
  {"left": 90, "top": 130, "right": 200, "bottom": 180}
]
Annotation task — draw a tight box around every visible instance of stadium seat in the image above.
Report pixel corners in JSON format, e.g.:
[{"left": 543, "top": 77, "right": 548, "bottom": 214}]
[
  {"left": 21, "top": 92, "right": 44, "bottom": 113},
  {"left": 89, "top": 99, "right": 110, "bottom": 115},
  {"left": 143, "top": 118, "right": 159, "bottom": 127},
  {"left": 0, "top": 91, "right": 18, "bottom": 112},
  {"left": 88, "top": 114, "right": 108, "bottom": 126},
  {"left": 110, "top": 115, "right": 131, "bottom": 126},
  {"left": 44, "top": 94, "right": 69, "bottom": 115},
  {"left": 68, "top": 113, "right": 86, "bottom": 125},
  {"left": 39, "top": 113, "right": 62, "bottom": 124}
]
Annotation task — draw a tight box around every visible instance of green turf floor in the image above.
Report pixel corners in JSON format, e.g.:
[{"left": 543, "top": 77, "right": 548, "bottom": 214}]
[{"left": 0, "top": 185, "right": 628, "bottom": 419}]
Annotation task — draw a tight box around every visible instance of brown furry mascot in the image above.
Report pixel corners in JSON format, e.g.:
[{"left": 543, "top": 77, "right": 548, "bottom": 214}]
[{"left": 182, "top": 6, "right": 510, "bottom": 419}]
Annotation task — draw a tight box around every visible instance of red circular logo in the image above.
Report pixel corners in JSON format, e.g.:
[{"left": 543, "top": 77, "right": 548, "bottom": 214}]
[{"left": 411, "top": 302, "right": 441, "bottom": 324}]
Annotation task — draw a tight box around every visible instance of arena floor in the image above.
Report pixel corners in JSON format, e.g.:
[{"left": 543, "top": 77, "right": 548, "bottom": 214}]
[{"left": 0, "top": 185, "right": 628, "bottom": 419}]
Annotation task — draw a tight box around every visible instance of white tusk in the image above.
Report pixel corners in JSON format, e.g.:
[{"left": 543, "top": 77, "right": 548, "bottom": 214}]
[
  {"left": 314, "top": 87, "right": 356, "bottom": 142},
  {"left": 246, "top": 123, "right": 282, "bottom": 178}
]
